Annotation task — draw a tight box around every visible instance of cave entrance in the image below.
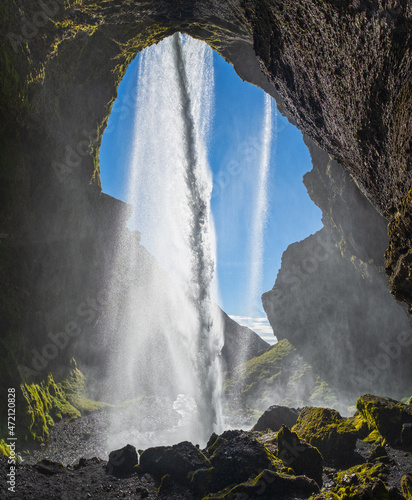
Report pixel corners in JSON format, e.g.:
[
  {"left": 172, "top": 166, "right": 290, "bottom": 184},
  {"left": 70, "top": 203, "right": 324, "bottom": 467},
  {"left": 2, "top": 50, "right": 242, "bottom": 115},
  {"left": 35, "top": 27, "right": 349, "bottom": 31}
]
[{"left": 99, "top": 34, "right": 323, "bottom": 345}]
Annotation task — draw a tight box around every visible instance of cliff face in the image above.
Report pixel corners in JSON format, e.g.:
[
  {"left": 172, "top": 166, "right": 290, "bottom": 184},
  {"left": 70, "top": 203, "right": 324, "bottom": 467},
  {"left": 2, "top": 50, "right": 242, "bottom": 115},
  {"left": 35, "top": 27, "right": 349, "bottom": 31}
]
[
  {"left": 263, "top": 139, "right": 412, "bottom": 400},
  {"left": 1, "top": 1, "right": 411, "bottom": 401}
]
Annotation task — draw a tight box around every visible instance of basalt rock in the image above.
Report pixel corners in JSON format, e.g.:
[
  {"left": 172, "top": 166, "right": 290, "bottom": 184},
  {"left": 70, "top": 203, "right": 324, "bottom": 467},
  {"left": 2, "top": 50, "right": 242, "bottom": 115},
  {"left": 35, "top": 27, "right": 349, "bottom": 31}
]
[
  {"left": 263, "top": 138, "right": 412, "bottom": 399},
  {"left": 204, "top": 469, "right": 320, "bottom": 499},
  {"left": 1, "top": 0, "right": 412, "bottom": 433},
  {"left": 292, "top": 407, "right": 358, "bottom": 467},
  {"left": 276, "top": 425, "right": 323, "bottom": 487},
  {"left": 107, "top": 444, "right": 138, "bottom": 476},
  {"left": 356, "top": 394, "right": 412, "bottom": 446},
  {"left": 139, "top": 441, "right": 210, "bottom": 483},
  {"left": 252, "top": 405, "right": 300, "bottom": 432}
]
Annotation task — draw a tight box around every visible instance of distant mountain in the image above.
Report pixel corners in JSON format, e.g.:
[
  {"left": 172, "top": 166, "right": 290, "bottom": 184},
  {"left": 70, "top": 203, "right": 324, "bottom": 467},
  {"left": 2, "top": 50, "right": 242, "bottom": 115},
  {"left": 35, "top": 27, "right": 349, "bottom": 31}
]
[{"left": 220, "top": 309, "right": 269, "bottom": 374}]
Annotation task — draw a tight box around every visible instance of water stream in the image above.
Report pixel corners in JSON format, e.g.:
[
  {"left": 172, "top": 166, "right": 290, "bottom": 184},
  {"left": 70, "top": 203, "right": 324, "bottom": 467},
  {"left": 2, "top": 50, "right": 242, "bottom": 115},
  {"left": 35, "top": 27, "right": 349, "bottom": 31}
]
[{"left": 105, "top": 33, "right": 223, "bottom": 449}]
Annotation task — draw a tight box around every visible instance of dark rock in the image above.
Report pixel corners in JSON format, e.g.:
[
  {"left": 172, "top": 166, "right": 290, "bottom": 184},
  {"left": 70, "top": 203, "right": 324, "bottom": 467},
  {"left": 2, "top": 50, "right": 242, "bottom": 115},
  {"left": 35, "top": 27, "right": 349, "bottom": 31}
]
[
  {"left": 388, "top": 486, "right": 405, "bottom": 500},
  {"left": 35, "top": 459, "right": 66, "bottom": 476},
  {"left": 252, "top": 405, "right": 300, "bottom": 432},
  {"left": 139, "top": 441, "right": 209, "bottom": 482},
  {"left": 292, "top": 407, "right": 357, "bottom": 466},
  {"left": 3, "top": 0, "right": 412, "bottom": 446},
  {"left": 207, "top": 469, "right": 319, "bottom": 499},
  {"left": 205, "top": 433, "right": 219, "bottom": 453},
  {"left": 402, "top": 475, "right": 412, "bottom": 500},
  {"left": 368, "top": 445, "right": 388, "bottom": 462},
  {"left": 107, "top": 444, "right": 138, "bottom": 477},
  {"left": 357, "top": 394, "right": 412, "bottom": 446},
  {"left": 263, "top": 153, "right": 412, "bottom": 399},
  {"left": 191, "top": 430, "right": 283, "bottom": 495},
  {"left": 311, "top": 462, "right": 391, "bottom": 499},
  {"left": 158, "top": 474, "right": 173, "bottom": 494},
  {"left": 276, "top": 425, "right": 323, "bottom": 487},
  {"left": 402, "top": 424, "right": 412, "bottom": 449}
]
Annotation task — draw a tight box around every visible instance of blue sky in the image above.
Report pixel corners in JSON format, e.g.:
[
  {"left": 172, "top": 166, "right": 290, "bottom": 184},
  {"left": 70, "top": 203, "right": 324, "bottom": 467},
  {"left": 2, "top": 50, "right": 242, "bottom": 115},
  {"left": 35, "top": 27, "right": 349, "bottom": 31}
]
[{"left": 99, "top": 39, "right": 323, "bottom": 345}]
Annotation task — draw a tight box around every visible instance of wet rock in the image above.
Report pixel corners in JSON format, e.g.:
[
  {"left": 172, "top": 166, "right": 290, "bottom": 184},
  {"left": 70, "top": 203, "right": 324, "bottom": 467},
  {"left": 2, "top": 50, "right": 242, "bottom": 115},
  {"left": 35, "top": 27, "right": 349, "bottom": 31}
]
[
  {"left": 204, "top": 469, "right": 319, "bottom": 499},
  {"left": 357, "top": 394, "right": 412, "bottom": 445},
  {"left": 139, "top": 441, "right": 209, "bottom": 482},
  {"left": 252, "top": 405, "right": 300, "bottom": 432},
  {"left": 276, "top": 425, "right": 323, "bottom": 487},
  {"left": 35, "top": 459, "right": 66, "bottom": 476},
  {"left": 107, "top": 444, "right": 138, "bottom": 477},
  {"left": 292, "top": 406, "right": 357, "bottom": 466}
]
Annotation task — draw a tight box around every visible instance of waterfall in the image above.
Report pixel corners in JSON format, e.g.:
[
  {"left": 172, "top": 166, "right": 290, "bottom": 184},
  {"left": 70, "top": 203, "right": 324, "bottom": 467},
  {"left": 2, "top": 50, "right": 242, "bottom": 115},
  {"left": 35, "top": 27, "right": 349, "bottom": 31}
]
[
  {"left": 105, "top": 33, "right": 223, "bottom": 449},
  {"left": 247, "top": 94, "right": 275, "bottom": 316}
]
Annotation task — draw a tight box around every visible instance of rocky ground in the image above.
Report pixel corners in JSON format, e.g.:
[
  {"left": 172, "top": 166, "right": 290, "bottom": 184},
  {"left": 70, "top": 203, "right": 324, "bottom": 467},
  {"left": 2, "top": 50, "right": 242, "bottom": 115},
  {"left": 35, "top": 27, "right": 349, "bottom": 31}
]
[{"left": 2, "top": 394, "right": 412, "bottom": 499}]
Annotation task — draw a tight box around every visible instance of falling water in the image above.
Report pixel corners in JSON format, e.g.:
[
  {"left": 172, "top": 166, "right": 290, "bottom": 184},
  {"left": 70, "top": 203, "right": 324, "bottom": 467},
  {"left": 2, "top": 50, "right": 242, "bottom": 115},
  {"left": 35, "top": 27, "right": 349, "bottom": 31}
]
[
  {"left": 247, "top": 94, "right": 275, "bottom": 316},
  {"left": 105, "top": 33, "right": 223, "bottom": 449}
]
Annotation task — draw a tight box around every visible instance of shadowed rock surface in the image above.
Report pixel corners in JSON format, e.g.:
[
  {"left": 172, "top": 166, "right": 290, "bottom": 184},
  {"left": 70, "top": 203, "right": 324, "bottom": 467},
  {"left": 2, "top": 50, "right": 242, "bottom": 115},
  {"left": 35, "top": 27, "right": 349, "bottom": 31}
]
[
  {"left": 3, "top": 394, "right": 412, "bottom": 499},
  {"left": 1, "top": 0, "right": 412, "bottom": 467}
]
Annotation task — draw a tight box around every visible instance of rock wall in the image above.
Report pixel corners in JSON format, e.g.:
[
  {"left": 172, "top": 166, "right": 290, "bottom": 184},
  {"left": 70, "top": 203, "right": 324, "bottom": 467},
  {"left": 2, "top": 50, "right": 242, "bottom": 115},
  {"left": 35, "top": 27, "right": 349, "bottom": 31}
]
[
  {"left": 0, "top": 0, "right": 411, "bottom": 406},
  {"left": 263, "top": 139, "right": 412, "bottom": 400}
]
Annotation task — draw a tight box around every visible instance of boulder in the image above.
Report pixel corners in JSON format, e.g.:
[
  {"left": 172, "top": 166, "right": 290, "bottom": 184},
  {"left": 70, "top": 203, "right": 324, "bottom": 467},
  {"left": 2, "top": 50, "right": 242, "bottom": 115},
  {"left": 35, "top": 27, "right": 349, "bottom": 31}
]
[
  {"left": 191, "top": 430, "right": 283, "bottom": 495},
  {"left": 107, "top": 444, "right": 138, "bottom": 476},
  {"left": 292, "top": 407, "right": 357, "bottom": 466},
  {"left": 139, "top": 441, "right": 209, "bottom": 482},
  {"left": 356, "top": 394, "right": 412, "bottom": 445},
  {"left": 35, "top": 459, "right": 66, "bottom": 476},
  {"left": 311, "top": 462, "right": 391, "bottom": 500},
  {"left": 204, "top": 469, "right": 319, "bottom": 499},
  {"left": 252, "top": 405, "right": 300, "bottom": 432},
  {"left": 276, "top": 425, "right": 323, "bottom": 487}
]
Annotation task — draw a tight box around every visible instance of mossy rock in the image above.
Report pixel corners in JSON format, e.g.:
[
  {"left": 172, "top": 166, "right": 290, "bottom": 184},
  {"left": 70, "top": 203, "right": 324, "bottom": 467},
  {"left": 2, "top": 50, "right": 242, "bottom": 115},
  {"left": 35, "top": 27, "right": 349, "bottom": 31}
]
[
  {"left": 20, "top": 373, "right": 81, "bottom": 443},
  {"left": 276, "top": 425, "right": 323, "bottom": 487},
  {"left": 311, "top": 462, "right": 391, "bottom": 499},
  {"left": 17, "top": 361, "right": 104, "bottom": 443},
  {"left": 356, "top": 394, "right": 412, "bottom": 445},
  {"left": 402, "top": 475, "right": 412, "bottom": 500},
  {"left": 292, "top": 407, "right": 357, "bottom": 466},
  {"left": 346, "top": 411, "right": 370, "bottom": 439},
  {"left": 363, "top": 428, "right": 384, "bottom": 445},
  {"left": 192, "top": 430, "right": 285, "bottom": 496},
  {"left": 203, "top": 469, "right": 319, "bottom": 499},
  {"left": 0, "top": 438, "right": 12, "bottom": 457}
]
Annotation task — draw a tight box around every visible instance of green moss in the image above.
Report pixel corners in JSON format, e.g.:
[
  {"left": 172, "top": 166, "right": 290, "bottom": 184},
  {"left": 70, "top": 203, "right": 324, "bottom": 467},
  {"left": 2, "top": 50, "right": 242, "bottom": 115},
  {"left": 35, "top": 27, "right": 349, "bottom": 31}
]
[
  {"left": 20, "top": 373, "right": 81, "bottom": 443},
  {"left": 158, "top": 474, "right": 173, "bottom": 494},
  {"left": 402, "top": 475, "right": 412, "bottom": 500},
  {"left": 346, "top": 412, "right": 370, "bottom": 440},
  {"left": 292, "top": 407, "right": 357, "bottom": 464},
  {"left": 224, "top": 339, "right": 295, "bottom": 402},
  {"left": 311, "top": 463, "right": 390, "bottom": 499},
  {"left": 0, "top": 438, "right": 11, "bottom": 457},
  {"left": 356, "top": 394, "right": 412, "bottom": 444},
  {"left": 17, "top": 361, "right": 106, "bottom": 443},
  {"left": 363, "top": 428, "right": 383, "bottom": 444}
]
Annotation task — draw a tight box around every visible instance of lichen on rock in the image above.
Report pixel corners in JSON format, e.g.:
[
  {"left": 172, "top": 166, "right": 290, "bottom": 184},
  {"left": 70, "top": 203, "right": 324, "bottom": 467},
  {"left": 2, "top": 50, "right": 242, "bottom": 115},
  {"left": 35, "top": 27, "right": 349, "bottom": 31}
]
[{"left": 292, "top": 407, "right": 357, "bottom": 466}]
